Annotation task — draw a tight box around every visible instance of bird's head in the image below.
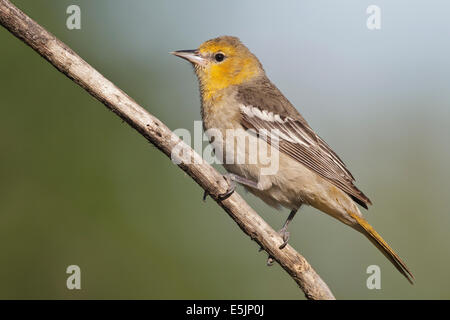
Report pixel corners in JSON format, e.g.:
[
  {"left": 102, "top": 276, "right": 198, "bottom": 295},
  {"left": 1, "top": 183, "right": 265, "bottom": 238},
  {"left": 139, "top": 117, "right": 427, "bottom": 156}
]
[{"left": 171, "top": 36, "right": 264, "bottom": 100}]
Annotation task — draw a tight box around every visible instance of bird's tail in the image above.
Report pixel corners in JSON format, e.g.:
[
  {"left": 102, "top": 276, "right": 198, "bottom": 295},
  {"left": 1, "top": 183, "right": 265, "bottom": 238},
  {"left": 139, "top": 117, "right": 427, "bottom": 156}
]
[{"left": 349, "top": 212, "right": 414, "bottom": 284}]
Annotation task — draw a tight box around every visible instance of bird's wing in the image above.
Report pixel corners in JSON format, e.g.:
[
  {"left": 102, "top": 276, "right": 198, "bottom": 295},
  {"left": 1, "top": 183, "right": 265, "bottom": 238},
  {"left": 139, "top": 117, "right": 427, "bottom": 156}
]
[{"left": 239, "top": 103, "right": 372, "bottom": 209}]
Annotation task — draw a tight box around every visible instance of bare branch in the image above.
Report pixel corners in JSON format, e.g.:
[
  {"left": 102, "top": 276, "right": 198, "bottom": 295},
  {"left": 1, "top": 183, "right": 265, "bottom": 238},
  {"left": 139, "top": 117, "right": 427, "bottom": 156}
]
[{"left": 0, "top": 0, "right": 335, "bottom": 300}]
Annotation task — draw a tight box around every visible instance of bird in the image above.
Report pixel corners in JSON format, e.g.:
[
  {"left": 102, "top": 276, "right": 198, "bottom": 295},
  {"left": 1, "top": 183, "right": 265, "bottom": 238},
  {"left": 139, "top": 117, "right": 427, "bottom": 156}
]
[{"left": 171, "top": 35, "right": 414, "bottom": 283}]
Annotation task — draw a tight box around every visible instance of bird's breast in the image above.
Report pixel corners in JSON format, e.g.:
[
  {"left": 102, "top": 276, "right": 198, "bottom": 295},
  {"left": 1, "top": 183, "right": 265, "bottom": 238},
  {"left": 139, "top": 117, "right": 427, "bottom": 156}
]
[{"left": 201, "top": 91, "right": 242, "bottom": 132}]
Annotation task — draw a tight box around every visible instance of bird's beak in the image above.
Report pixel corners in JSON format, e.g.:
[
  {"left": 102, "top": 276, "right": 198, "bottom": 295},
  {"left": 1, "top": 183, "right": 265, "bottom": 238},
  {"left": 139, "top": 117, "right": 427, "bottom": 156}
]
[{"left": 170, "top": 49, "right": 207, "bottom": 66}]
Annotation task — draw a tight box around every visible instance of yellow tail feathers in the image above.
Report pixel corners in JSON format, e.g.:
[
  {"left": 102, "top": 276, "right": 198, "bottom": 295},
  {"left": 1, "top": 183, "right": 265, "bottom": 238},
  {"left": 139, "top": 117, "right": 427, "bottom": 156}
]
[{"left": 349, "top": 212, "right": 414, "bottom": 284}]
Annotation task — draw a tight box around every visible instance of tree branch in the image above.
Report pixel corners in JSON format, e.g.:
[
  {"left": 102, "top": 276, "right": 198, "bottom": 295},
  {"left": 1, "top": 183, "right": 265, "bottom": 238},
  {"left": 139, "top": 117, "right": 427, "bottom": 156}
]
[{"left": 0, "top": 0, "right": 335, "bottom": 300}]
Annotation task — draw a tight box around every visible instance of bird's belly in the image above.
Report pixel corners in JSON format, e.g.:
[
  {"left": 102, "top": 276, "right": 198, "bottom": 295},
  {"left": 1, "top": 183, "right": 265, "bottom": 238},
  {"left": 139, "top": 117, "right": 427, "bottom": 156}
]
[
  {"left": 226, "top": 150, "right": 361, "bottom": 227},
  {"left": 222, "top": 139, "right": 312, "bottom": 210},
  {"left": 204, "top": 123, "right": 309, "bottom": 209}
]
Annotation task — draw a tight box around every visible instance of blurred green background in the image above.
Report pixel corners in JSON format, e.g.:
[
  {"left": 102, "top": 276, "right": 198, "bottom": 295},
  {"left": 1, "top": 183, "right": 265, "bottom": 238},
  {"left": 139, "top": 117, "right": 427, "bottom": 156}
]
[{"left": 1, "top": 0, "right": 449, "bottom": 299}]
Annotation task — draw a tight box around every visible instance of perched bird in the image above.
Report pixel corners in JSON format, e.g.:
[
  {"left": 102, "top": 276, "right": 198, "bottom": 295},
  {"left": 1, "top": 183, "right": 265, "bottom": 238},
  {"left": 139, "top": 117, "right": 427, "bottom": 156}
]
[{"left": 171, "top": 36, "right": 413, "bottom": 283}]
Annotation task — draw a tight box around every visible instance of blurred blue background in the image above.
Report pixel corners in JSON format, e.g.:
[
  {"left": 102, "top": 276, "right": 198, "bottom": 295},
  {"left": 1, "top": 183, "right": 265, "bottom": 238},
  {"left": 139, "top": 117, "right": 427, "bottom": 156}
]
[{"left": 0, "top": 0, "right": 449, "bottom": 299}]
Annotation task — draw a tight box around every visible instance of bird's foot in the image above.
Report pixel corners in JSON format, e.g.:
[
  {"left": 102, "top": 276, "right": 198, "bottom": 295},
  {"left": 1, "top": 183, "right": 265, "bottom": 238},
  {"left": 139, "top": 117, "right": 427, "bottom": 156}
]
[
  {"left": 258, "top": 247, "right": 275, "bottom": 266},
  {"left": 277, "top": 226, "right": 290, "bottom": 249},
  {"left": 218, "top": 174, "right": 236, "bottom": 200},
  {"left": 203, "top": 173, "right": 236, "bottom": 201},
  {"left": 259, "top": 227, "right": 290, "bottom": 266}
]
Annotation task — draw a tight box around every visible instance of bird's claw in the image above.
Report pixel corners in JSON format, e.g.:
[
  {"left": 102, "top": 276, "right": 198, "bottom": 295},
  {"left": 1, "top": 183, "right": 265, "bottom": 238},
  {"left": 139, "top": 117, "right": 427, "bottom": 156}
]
[
  {"left": 202, "top": 174, "right": 236, "bottom": 201},
  {"left": 258, "top": 246, "right": 275, "bottom": 266},
  {"left": 259, "top": 228, "right": 291, "bottom": 266},
  {"left": 278, "top": 227, "right": 290, "bottom": 249},
  {"left": 203, "top": 190, "right": 208, "bottom": 202},
  {"left": 218, "top": 174, "right": 236, "bottom": 200}
]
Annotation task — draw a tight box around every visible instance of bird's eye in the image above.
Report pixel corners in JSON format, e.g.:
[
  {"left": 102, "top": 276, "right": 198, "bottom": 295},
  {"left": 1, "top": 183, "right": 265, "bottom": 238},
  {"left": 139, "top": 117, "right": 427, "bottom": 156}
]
[{"left": 214, "top": 53, "right": 225, "bottom": 62}]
